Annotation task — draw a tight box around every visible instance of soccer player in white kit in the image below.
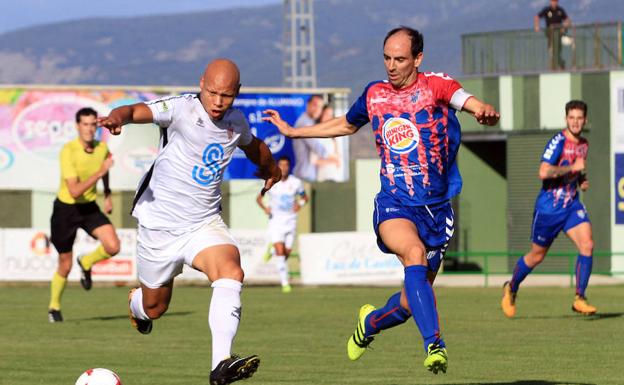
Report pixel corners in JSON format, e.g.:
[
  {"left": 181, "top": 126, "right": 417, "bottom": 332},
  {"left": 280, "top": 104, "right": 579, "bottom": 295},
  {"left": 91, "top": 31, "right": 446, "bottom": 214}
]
[
  {"left": 97, "top": 59, "right": 281, "bottom": 385},
  {"left": 256, "top": 156, "right": 308, "bottom": 293}
]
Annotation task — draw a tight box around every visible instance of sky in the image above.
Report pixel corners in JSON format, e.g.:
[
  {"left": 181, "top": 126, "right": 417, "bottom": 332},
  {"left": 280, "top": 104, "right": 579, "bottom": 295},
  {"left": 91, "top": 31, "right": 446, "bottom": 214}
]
[{"left": 0, "top": 0, "right": 281, "bottom": 34}]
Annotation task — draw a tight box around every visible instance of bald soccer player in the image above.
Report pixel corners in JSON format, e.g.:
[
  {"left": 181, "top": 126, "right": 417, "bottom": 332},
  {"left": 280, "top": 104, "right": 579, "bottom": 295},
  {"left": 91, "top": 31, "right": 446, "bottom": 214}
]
[{"left": 98, "top": 59, "right": 281, "bottom": 385}]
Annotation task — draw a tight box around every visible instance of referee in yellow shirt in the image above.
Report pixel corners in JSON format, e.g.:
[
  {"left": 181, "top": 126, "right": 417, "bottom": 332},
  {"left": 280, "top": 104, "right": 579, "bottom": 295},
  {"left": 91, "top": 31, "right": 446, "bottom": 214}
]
[{"left": 48, "top": 107, "right": 120, "bottom": 323}]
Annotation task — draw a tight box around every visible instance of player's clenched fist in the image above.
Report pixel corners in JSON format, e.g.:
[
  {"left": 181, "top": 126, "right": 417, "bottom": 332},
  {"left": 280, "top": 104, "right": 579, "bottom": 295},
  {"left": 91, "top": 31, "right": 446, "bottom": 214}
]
[{"left": 474, "top": 104, "right": 500, "bottom": 126}]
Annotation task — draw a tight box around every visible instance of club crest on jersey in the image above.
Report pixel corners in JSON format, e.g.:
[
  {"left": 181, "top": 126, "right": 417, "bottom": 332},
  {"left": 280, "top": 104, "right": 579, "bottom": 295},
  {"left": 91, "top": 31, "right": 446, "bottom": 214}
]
[
  {"left": 411, "top": 91, "right": 420, "bottom": 103},
  {"left": 382, "top": 117, "right": 419, "bottom": 154}
]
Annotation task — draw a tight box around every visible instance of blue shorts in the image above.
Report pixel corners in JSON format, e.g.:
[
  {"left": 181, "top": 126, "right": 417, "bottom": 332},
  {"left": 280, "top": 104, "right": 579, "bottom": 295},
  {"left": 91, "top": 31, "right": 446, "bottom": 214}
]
[
  {"left": 373, "top": 193, "right": 454, "bottom": 272},
  {"left": 531, "top": 200, "right": 590, "bottom": 247}
]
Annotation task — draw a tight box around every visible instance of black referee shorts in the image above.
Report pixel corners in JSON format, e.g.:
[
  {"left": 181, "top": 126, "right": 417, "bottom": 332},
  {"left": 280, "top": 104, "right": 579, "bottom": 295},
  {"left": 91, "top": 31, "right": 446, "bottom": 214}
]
[{"left": 50, "top": 198, "right": 111, "bottom": 253}]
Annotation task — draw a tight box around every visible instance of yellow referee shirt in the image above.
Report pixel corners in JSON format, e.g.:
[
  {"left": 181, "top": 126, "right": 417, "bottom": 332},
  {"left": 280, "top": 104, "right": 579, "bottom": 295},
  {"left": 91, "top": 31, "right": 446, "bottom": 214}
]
[{"left": 57, "top": 138, "right": 109, "bottom": 204}]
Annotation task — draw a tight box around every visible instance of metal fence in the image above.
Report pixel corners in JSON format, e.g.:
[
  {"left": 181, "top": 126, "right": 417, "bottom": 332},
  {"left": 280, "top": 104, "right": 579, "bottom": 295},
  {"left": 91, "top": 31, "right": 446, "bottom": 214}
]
[
  {"left": 444, "top": 251, "right": 624, "bottom": 287},
  {"left": 462, "top": 22, "right": 623, "bottom": 76}
]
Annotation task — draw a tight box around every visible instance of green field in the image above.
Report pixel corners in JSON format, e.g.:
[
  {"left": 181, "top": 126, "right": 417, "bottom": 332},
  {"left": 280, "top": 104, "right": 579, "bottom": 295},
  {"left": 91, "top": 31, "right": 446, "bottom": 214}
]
[{"left": 1, "top": 285, "right": 622, "bottom": 385}]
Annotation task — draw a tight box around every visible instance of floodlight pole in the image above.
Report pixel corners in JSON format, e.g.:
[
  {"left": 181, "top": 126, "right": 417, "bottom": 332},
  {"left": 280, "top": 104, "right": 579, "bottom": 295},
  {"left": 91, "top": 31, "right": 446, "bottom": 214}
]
[{"left": 283, "top": 0, "right": 318, "bottom": 88}]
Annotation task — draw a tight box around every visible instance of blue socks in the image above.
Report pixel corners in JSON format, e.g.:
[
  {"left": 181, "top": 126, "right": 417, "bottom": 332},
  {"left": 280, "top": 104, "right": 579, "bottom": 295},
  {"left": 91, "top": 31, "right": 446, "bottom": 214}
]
[
  {"left": 575, "top": 254, "right": 592, "bottom": 297},
  {"left": 510, "top": 256, "right": 533, "bottom": 293},
  {"left": 364, "top": 292, "right": 410, "bottom": 337},
  {"left": 404, "top": 265, "right": 444, "bottom": 352}
]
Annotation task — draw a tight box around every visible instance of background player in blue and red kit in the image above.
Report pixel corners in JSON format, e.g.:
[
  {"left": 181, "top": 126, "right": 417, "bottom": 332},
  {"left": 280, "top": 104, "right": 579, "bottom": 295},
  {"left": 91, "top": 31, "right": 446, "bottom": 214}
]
[
  {"left": 263, "top": 26, "right": 499, "bottom": 374},
  {"left": 502, "top": 100, "right": 596, "bottom": 317}
]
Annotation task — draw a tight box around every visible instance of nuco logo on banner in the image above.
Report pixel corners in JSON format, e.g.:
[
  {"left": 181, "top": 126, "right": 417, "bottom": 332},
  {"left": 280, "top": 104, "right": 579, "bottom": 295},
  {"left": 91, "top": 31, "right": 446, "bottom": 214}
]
[
  {"left": 5, "top": 231, "right": 57, "bottom": 276},
  {"left": 11, "top": 96, "right": 111, "bottom": 161},
  {"left": 30, "top": 231, "right": 51, "bottom": 256}
]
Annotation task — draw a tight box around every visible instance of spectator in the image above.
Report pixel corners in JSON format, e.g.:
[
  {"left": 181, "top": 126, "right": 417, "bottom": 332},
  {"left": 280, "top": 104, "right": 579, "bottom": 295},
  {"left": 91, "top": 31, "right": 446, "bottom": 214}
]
[{"left": 534, "top": 0, "right": 571, "bottom": 70}]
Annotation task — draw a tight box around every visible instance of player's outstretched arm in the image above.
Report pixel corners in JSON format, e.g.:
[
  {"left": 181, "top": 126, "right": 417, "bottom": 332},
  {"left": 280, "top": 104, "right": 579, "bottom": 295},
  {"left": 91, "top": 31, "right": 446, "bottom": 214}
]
[
  {"left": 262, "top": 109, "right": 358, "bottom": 138},
  {"left": 97, "top": 103, "right": 153, "bottom": 135},
  {"left": 240, "top": 136, "right": 281, "bottom": 195},
  {"left": 462, "top": 97, "right": 500, "bottom": 126},
  {"left": 538, "top": 158, "right": 585, "bottom": 180}
]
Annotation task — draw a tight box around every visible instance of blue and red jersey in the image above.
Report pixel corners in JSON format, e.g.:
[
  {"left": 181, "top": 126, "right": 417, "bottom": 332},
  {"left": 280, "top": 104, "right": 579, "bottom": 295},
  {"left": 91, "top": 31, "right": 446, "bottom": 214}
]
[
  {"left": 346, "top": 72, "right": 472, "bottom": 206},
  {"left": 535, "top": 131, "right": 589, "bottom": 212}
]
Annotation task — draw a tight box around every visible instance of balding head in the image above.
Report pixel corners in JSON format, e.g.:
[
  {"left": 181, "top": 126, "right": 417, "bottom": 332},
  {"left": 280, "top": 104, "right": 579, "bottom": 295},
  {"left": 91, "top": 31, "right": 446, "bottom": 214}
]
[
  {"left": 202, "top": 58, "right": 240, "bottom": 90},
  {"left": 199, "top": 58, "right": 241, "bottom": 121}
]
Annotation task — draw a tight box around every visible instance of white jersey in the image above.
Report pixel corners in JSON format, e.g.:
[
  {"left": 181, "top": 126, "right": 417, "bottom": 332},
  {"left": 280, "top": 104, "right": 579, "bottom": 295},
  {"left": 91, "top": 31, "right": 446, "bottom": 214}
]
[
  {"left": 267, "top": 175, "right": 305, "bottom": 220},
  {"left": 132, "top": 94, "right": 252, "bottom": 230}
]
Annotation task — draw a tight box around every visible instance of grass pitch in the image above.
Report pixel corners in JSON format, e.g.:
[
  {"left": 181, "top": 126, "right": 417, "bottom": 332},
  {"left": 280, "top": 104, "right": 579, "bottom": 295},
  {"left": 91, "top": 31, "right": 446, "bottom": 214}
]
[{"left": 1, "top": 284, "right": 622, "bottom": 385}]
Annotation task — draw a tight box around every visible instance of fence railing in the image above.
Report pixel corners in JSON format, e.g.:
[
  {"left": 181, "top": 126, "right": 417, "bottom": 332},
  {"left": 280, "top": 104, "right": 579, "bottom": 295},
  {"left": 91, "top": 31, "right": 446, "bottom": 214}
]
[
  {"left": 462, "top": 22, "right": 623, "bottom": 76},
  {"left": 444, "top": 251, "right": 624, "bottom": 287}
]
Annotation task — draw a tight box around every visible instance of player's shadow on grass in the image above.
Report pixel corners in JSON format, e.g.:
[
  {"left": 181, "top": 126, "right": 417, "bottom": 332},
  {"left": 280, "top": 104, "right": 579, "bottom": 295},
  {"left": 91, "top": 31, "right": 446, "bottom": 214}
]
[
  {"left": 515, "top": 312, "right": 624, "bottom": 322},
  {"left": 409, "top": 381, "right": 595, "bottom": 385},
  {"left": 72, "top": 311, "right": 194, "bottom": 322}
]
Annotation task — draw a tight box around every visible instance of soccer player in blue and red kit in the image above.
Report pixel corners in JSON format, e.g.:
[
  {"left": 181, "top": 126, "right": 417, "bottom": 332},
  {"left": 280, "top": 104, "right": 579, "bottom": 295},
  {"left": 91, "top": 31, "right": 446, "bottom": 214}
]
[
  {"left": 263, "top": 26, "right": 499, "bottom": 374},
  {"left": 502, "top": 100, "right": 596, "bottom": 318}
]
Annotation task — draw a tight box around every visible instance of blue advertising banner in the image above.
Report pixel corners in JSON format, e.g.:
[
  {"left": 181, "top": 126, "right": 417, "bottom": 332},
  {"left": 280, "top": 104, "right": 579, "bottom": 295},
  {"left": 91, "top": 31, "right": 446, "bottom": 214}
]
[
  {"left": 616, "top": 153, "right": 624, "bottom": 224},
  {"left": 227, "top": 93, "right": 308, "bottom": 179}
]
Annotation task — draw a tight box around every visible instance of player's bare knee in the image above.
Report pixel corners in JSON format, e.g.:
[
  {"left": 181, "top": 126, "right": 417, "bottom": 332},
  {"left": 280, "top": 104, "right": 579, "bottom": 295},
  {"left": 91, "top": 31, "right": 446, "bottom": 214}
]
[
  {"left": 528, "top": 252, "right": 546, "bottom": 266},
  {"left": 579, "top": 239, "right": 594, "bottom": 256},
  {"left": 57, "top": 265, "right": 71, "bottom": 277},
  {"left": 103, "top": 241, "right": 120, "bottom": 256},
  {"left": 58, "top": 258, "right": 72, "bottom": 276},
  {"left": 402, "top": 244, "right": 427, "bottom": 266},
  {"left": 225, "top": 266, "right": 244, "bottom": 282}
]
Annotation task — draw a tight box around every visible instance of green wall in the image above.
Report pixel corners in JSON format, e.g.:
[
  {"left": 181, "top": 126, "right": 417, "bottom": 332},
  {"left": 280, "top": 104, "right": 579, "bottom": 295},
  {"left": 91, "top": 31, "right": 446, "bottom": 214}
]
[
  {"left": 457, "top": 143, "right": 508, "bottom": 272},
  {"left": 0, "top": 190, "right": 31, "bottom": 228},
  {"left": 580, "top": 72, "right": 611, "bottom": 266},
  {"left": 458, "top": 77, "right": 500, "bottom": 132},
  {"left": 310, "top": 166, "right": 356, "bottom": 232}
]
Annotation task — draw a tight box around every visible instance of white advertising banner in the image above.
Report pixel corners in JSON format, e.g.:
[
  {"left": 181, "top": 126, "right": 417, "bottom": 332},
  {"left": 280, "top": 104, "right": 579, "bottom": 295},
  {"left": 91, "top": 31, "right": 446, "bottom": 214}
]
[
  {"left": 0, "top": 228, "right": 136, "bottom": 281},
  {"left": 610, "top": 73, "right": 624, "bottom": 276},
  {"left": 299, "top": 232, "right": 403, "bottom": 286},
  {"left": 0, "top": 228, "right": 277, "bottom": 283},
  {"left": 177, "top": 229, "right": 279, "bottom": 284}
]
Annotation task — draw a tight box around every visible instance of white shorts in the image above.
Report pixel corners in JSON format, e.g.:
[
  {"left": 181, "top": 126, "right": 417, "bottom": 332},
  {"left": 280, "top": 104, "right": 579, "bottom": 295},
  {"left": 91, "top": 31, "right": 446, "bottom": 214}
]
[
  {"left": 136, "top": 214, "right": 237, "bottom": 288},
  {"left": 268, "top": 216, "right": 296, "bottom": 249}
]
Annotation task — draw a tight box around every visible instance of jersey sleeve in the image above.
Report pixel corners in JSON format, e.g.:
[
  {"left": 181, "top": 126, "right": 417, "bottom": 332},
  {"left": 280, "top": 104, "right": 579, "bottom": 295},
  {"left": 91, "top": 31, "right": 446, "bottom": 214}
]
[
  {"left": 425, "top": 73, "right": 472, "bottom": 110},
  {"left": 560, "top": 7, "right": 568, "bottom": 19},
  {"left": 345, "top": 83, "right": 373, "bottom": 128},
  {"left": 538, "top": 6, "right": 548, "bottom": 17},
  {"left": 145, "top": 95, "right": 185, "bottom": 128},
  {"left": 236, "top": 110, "right": 253, "bottom": 146},
  {"left": 541, "top": 134, "right": 565, "bottom": 165},
  {"left": 60, "top": 145, "right": 78, "bottom": 180}
]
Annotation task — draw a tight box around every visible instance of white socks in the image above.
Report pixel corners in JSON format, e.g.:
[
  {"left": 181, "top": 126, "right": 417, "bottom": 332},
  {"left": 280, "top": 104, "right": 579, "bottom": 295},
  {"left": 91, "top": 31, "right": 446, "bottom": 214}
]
[
  {"left": 275, "top": 255, "right": 289, "bottom": 287},
  {"left": 209, "top": 278, "right": 243, "bottom": 370},
  {"left": 130, "top": 288, "right": 149, "bottom": 320}
]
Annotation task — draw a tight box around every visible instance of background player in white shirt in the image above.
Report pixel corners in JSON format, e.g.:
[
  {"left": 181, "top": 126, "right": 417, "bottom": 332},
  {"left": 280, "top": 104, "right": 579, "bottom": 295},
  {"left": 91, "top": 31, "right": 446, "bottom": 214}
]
[
  {"left": 256, "top": 156, "right": 308, "bottom": 293},
  {"left": 97, "top": 58, "right": 281, "bottom": 385}
]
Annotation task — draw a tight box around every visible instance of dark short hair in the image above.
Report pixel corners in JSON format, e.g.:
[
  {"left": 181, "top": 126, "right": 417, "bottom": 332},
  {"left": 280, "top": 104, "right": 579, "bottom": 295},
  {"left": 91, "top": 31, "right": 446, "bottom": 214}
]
[
  {"left": 565, "top": 100, "right": 587, "bottom": 117},
  {"left": 76, "top": 107, "right": 98, "bottom": 123},
  {"left": 384, "top": 26, "right": 424, "bottom": 58},
  {"left": 277, "top": 155, "right": 291, "bottom": 164},
  {"left": 307, "top": 94, "right": 323, "bottom": 105}
]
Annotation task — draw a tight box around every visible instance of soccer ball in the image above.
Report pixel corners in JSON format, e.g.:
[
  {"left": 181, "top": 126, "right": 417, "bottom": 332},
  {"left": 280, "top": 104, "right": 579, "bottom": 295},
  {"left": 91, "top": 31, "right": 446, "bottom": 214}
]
[{"left": 75, "top": 368, "right": 122, "bottom": 385}]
